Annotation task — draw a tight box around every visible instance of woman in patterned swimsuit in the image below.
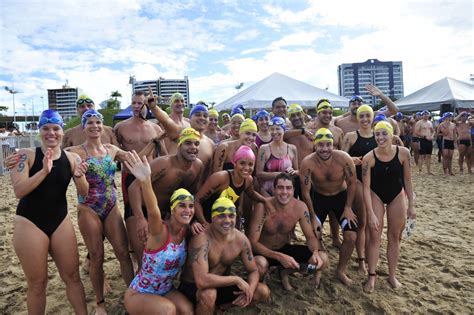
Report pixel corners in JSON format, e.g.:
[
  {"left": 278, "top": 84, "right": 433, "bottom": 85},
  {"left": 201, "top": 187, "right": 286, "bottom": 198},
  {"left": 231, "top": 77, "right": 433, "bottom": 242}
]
[
  {"left": 124, "top": 151, "right": 194, "bottom": 314},
  {"left": 68, "top": 109, "right": 135, "bottom": 314}
]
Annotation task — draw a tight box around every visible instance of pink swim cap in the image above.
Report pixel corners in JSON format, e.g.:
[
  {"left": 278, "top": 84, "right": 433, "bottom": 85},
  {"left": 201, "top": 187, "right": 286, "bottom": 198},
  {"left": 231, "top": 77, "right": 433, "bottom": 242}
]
[{"left": 232, "top": 145, "right": 255, "bottom": 165}]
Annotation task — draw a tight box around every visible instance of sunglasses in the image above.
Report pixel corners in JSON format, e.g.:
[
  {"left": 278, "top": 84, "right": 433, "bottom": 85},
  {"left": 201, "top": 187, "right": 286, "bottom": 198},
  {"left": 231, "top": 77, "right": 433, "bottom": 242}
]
[
  {"left": 77, "top": 98, "right": 94, "bottom": 105},
  {"left": 212, "top": 206, "right": 237, "bottom": 214},
  {"left": 314, "top": 133, "right": 334, "bottom": 140},
  {"left": 171, "top": 194, "right": 194, "bottom": 204},
  {"left": 39, "top": 116, "right": 63, "bottom": 126}
]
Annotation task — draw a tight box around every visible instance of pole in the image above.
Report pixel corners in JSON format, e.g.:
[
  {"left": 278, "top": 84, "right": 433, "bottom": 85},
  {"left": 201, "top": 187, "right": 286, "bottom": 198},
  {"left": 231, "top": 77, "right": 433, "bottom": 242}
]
[{"left": 12, "top": 90, "right": 16, "bottom": 123}]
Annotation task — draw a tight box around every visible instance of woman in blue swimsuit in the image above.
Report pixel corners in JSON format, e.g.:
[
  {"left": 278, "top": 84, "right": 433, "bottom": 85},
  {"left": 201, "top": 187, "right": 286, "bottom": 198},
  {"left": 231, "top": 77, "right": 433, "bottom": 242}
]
[
  {"left": 124, "top": 151, "right": 194, "bottom": 314},
  {"left": 67, "top": 109, "right": 135, "bottom": 314},
  {"left": 10, "top": 110, "right": 89, "bottom": 314},
  {"left": 361, "top": 121, "right": 416, "bottom": 293}
]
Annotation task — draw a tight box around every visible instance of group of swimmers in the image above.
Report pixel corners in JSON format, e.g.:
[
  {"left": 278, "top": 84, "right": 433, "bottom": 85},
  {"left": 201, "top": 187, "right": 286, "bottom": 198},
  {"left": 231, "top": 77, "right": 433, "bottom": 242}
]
[{"left": 7, "top": 83, "right": 472, "bottom": 314}]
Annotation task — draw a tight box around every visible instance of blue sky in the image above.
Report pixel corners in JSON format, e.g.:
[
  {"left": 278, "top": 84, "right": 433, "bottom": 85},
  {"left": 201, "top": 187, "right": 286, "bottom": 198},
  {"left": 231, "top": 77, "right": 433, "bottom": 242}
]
[{"left": 1, "top": 0, "right": 472, "bottom": 116}]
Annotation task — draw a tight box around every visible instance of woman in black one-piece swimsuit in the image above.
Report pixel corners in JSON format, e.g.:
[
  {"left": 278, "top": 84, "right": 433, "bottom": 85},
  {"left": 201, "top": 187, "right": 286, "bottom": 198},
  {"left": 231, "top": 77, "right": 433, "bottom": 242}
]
[{"left": 10, "top": 110, "right": 89, "bottom": 314}]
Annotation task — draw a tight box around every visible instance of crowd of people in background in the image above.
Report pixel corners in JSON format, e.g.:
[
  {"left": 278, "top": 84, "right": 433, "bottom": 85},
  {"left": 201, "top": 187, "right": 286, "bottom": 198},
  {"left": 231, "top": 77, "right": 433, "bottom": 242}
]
[{"left": 5, "top": 84, "right": 473, "bottom": 314}]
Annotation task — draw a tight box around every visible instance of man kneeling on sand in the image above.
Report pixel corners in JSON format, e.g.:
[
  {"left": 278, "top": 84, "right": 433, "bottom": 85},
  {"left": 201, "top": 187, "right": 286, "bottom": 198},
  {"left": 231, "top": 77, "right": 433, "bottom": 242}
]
[
  {"left": 178, "top": 197, "right": 270, "bottom": 314},
  {"left": 248, "top": 173, "right": 328, "bottom": 290}
]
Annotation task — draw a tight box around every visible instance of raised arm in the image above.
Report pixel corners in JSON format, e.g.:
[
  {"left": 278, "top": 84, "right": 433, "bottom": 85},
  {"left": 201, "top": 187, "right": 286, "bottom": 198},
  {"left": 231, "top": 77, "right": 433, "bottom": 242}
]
[
  {"left": 123, "top": 151, "right": 165, "bottom": 237},
  {"left": 366, "top": 84, "right": 399, "bottom": 116},
  {"left": 146, "top": 86, "right": 181, "bottom": 140}
]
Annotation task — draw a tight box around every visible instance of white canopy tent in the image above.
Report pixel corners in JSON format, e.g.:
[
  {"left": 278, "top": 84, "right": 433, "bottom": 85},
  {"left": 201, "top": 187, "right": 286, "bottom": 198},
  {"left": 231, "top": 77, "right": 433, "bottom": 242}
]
[
  {"left": 395, "top": 77, "right": 474, "bottom": 112},
  {"left": 214, "top": 72, "right": 349, "bottom": 111}
]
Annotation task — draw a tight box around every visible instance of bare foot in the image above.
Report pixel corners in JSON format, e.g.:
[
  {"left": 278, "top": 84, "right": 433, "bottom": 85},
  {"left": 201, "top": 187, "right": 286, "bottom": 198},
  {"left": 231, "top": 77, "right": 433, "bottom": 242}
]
[
  {"left": 363, "top": 274, "right": 376, "bottom": 293},
  {"left": 336, "top": 270, "right": 353, "bottom": 285},
  {"left": 103, "top": 277, "right": 112, "bottom": 295},
  {"left": 95, "top": 300, "right": 107, "bottom": 315},
  {"left": 357, "top": 258, "right": 367, "bottom": 275},
  {"left": 310, "top": 271, "right": 322, "bottom": 289},
  {"left": 279, "top": 269, "right": 294, "bottom": 291},
  {"left": 82, "top": 257, "right": 90, "bottom": 273},
  {"left": 387, "top": 277, "right": 402, "bottom": 289}
]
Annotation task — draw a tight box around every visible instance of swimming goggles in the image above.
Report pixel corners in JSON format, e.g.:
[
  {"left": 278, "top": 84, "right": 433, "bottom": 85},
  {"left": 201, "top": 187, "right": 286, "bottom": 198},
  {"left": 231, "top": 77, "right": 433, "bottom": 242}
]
[
  {"left": 39, "top": 116, "right": 63, "bottom": 126},
  {"left": 77, "top": 98, "right": 94, "bottom": 105},
  {"left": 314, "top": 133, "right": 334, "bottom": 140}
]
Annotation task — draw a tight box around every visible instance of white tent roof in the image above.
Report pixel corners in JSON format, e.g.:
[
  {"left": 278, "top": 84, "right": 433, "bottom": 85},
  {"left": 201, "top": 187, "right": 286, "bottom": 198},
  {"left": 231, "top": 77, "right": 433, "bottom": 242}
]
[
  {"left": 395, "top": 77, "right": 474, "bottom": 112},
  {"left": 214, "top": 72, "right": 349, "bottom": 111}
]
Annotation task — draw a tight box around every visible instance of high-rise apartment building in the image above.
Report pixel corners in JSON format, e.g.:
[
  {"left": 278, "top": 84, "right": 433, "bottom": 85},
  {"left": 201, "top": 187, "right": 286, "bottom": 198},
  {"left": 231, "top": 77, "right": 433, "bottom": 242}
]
[
  {"left": 338, "top": 59, "right": 404, "bottom": 107},
  {"left": 47, "top": 82, "right": 81, "bottom": 120},
  {"left": 132, "top": 76, "right": 190, "bottom": 107}
]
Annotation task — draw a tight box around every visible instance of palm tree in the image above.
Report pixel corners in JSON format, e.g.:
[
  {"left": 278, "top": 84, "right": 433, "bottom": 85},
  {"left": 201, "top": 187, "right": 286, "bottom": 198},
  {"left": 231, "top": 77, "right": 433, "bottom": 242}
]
[
  {"left": 111, "top": 91, "right": 122, "bottom": 102},
  {"left": 108, "top": 91, "right": 122, "bottom": 110}
]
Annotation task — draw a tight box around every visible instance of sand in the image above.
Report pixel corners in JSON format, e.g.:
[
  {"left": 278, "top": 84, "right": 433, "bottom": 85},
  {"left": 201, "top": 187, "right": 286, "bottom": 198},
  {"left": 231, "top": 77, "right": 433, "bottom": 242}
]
[{"left": 1, "top": 154, "right": 473, "bottom": 314}]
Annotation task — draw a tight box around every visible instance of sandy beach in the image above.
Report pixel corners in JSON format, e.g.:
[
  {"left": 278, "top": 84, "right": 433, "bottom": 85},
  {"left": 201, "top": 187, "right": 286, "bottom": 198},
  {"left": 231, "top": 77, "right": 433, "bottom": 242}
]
[{"left": 1, "top": 154, "right": 473, "bottom": 314}]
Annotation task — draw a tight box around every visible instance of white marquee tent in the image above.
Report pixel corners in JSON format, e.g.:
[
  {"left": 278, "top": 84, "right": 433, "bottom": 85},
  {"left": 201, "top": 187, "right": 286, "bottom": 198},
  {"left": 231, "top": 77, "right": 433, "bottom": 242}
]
[
  {"left": 214, "top": 72, "right": 349, "bottom": 111},
  {"left": 395, "top": 77, "right": 474, "bottom": 112}
]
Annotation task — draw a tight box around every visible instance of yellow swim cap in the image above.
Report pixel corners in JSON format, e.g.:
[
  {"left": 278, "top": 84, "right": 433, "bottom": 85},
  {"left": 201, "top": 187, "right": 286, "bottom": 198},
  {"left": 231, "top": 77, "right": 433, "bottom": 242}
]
[
  {"left": 231, "top": 113, "right": 245, "bottom": 121},
  {"left": 374, "top": 121, "right": 393, "bottom": 136},
  {"left": 313, "top": 128, "right": 334, "bottom": 144},
  {"left": 170, "top": 188, "right": 194, "bottom": 212},
  {"left": 288, "top": 103, "right": 303, "bottom": 115},
  {"left": 211, "top": 197, "right": 237, "bottom": 218},
  {"left": 209, "top": 109, "right": 219, "bottom": 118},
  {"left": 356, "top": 105, "right": 374, "bottom": 119},
  {"left": 178, "top": 127, "right": 201, "bottom": 146},
  {"left": 76, "top": 94, "right": 94, "bottom": 104},
  {"left": 170, "top": 92, "right": 184, "bottom": 105},
  {"left": 317, "top": 100, "right": 333, "bottom": 113},
  {"left": 239, "top": 118, "right": 257, "bottom": 134}
]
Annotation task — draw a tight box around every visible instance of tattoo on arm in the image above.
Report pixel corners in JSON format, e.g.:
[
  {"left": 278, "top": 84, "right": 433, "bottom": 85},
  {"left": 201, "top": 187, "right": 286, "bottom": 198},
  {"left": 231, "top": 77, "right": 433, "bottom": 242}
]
[
  {"left": 189, "top": 239, "right": 210, "bottom": 263},
  {"left": 256, "top": 214, "right": 265, "bottom": 232},
  {"left": 243, "top": 240, "right": 253, "bottom": 261},
  {"left": 17, "top": 154, "right": 27, "bottom": 172},
  {"left": 260, "top": 151, "right": 265, "bottom": 162},
  {"left": 218, "top": 150, "right": 225, "bottom": 168},
  {"left": 345, "top": 162, "right": 353, "bottom": 177},
  {"left": 303, "top": 210, "right": 311, "bottom": 224},
  {"left": 362, "top": 161, "right": 369, "bottom": 177},
  {"left": 151, "top": 168, "right": 166, "bottom": 182},
  {"left": 304, "top": 168, "right": 310, "bottom": 186}
]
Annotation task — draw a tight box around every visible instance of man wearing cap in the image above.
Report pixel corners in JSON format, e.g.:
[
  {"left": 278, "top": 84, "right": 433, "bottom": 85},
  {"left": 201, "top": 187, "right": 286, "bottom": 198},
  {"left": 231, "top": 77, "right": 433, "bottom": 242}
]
[
  {"left": 169, "top": 92, "right": 190, "bottom": 128},
  {"left": 454, "top": 111, "right": 473, "bottom": 174},
  {"left": 127, "top": 128, "right": 204, "bottom": 268},
  {"left": 300, "top": 128, "right": 358, "bottom": 285},
  {"left": 437, "top": 113, "right": 457, "bottom": 175},
  {"left": 335, "top": 84, "right": 399, "bottom": 134},
  {"left": 307, "top": 100, "right": 344, "bottom": 149},
  {"left": 178, "top": 197, "right": 270, "bottom": 313},
  {"left": 63, "top": 95, "right": 119, "bottom": 147},
  {"left": 248, "top": 173, "right": 328, "bottom": 290},
  {"left": 394, "top": 113, "right": 409, "bottom": 147},
  {"left": 146, "top": 87, "right": 215, "bottom": 179},
  {"left": 409, "top": 112, "right": 422, "bottom": 167},
  {"left": 414, "top": 110, "right": 435, "bottom": 174}
]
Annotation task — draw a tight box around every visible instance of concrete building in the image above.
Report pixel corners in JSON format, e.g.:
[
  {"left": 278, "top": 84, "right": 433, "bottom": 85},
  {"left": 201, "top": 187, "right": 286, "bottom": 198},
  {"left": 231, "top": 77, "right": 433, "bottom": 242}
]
[
  {"left": 47, "top": 82, "right": 81, "bottom": 120},
  {"left": 338, "top": 59, "right": 404, "bottom": 107},
  {"left": 132, "top": 76, "right": 190, "bottom": 107}
]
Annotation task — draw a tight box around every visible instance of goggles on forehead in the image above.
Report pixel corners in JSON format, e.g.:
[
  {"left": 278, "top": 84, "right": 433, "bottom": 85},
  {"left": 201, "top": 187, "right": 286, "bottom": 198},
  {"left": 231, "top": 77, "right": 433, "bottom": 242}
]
[
  {"left": 39, "top": 116, "right": 63, "bottom": 126},
  {"left": 314, "top": 133, "right": 334, "bottom": 140},
  {"left": 171, "top": 194, "right": 194, "bottom": 204},
  {"left": 318, "top": 105, "right": 332, "bottom": 111},
  {"left": 269, "top": 119, "right": 285, "bottom": 127},
  {"left": 77, "top": 98, "right": 94, "bottom": 105},
  {"left": 83, "top": 112, "right": 103, "bottom": 120},
  {"left": 212, "top": 206, "right": 237, "bottom": 214}
]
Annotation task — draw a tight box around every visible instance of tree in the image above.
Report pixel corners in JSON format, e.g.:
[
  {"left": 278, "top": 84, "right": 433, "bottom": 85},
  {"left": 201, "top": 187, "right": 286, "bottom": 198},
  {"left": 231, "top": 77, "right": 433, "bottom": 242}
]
[
  {"left": 0, "top": 105, "right": 8, "bottom": 113},
  {"left": 107, "top": 91, "right": 122, "bottom": 109}
]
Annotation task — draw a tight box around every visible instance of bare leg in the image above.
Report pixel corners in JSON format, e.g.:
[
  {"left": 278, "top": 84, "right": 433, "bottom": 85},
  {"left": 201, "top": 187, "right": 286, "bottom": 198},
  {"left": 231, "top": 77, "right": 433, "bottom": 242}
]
[
  {"left": 196, "top": 288, "right": 217, "bottom": 315},
  {"left": 49, "top": 216, "right": 88, "bottom": 315},
  {"left": 363, "top": 193, "right": 385, "bottom": 293},
  {"left": 335, "top": 230, "right": 357, "bottom": 285},
  {"left": 328, "top": 211, "right": 342, "bottom": 248},
  {"left": 458, "top": 144, "right": 466, "bottom": 173},
  {"left": 126, "top": 216, "right": 145, "bottom": 271},
  {"left": 104, "top": 206, "right": 134, "bottom": 286},
  {"left": 165, "top": 290, "right": 194, "bottom": 314},
  {"left": 447, "top": 149, "right": 454, "bottom": 175},
  {"left": 386, "top": 192, "right": 406, "bottom": 289},
  {"left": 280, "top": 268, "right": 294, "bottom": 291},
  {"left": 426, "top": 153, "right": 433, "bottom": 175},
  {"left": 353, "top": 182, "right": 367, "bottom": 274},
  {"left": 13, "top": 216, "right": 49, "bottom": 315},
  {"left": 124, "top": 288, "right": 177, "bottom": 315},
  {"left": 442, "top": 149, "right": 449, "bottom": 175}
]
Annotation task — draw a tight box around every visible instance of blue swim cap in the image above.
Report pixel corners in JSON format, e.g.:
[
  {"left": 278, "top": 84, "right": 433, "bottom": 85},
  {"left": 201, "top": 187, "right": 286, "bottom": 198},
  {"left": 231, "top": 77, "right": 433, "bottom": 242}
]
[
  {"left": 415, "top": 112, "right": 421, "bottom": 117},
  {"left": 350, "top": 95, "right": 364, "bottom": 103},
  {"left": 81, "top": 109, "right": 104, "bottom": 128},
  {"left": 231, "top": 104, "right": 245, "bottom": 117},
  {"left": 269, "top": 116, "right": 286, "bottom": 130},
  {"left": 373, "top": 113, "right": 387, "bottom": 123},
  {"left": 189, "top": 104, "right": 209, "bottom": 118},
  {"left": 254, "top": 109, "right": 270, "bottom": 121},
  {"left": 38, "top": 110, "right": 64, "bottom": 129},
  {"left": 395, "top": 112, "right": 403, "bottom": 119},
  {"left": 421, "top": 110, "right": 430, "bottom": 115}
]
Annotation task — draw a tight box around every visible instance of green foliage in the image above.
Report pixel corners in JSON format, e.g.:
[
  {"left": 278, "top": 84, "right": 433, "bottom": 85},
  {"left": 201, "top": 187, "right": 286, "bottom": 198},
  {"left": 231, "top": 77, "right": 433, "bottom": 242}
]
[
  {"left": 64, "top": 108, "right": 121, "bottom": 130},
  {"left": 0, "top": 105, "right": 8, "bottom": 112},
  {"left": 106, "top": 98, "right": 121, "bottom": 110}
]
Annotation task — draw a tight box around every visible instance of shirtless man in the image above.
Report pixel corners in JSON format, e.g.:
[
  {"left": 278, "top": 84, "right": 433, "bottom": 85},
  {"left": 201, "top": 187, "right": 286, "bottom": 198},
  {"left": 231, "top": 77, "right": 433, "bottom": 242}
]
[
  {"left": 437, "top": 112, "right": 457, "bottom": 175},
  {"left": 394, "top": 112, "right": 408, "bottom": 147},
  {"left": 410, "top": 113, "right": 422, "bottom": 166},
  {"left": 454, "top": 112, "right": 473, "bottom": 174},
  {"left": 162, "top": 92, "right": 191, "bottom": 154},
  {"left": 414, "top": 110, "right": 435, "bottom": 175},
  {"left": 63, "top": 95, "right": 118, "bottom": 147},
  {"left": 114, "top": 91, "right": 167, "bottom": 261},
  {"left": 248, "top": 173, "right": 327, "bottom": 290},
  {"left": 335, "top": 84, "right": 399, "bottom": 134},
  {"left": 178, "top": 198, "right": 270, "bottom": 314},
  {"left": 300, "top": 128, "right": 358, "bottom": 285},
  {"left": 272, "top": 96, "right": 292, "bottom": 128},
  {"left": 146, "top": 87, "right": 214, "bottom": 180},
  {"left": 309, "top": 100, "right": 344, "bottom": 149},
  {"left": 127, "top": 128, "right": 204, "bottom": 267}
]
